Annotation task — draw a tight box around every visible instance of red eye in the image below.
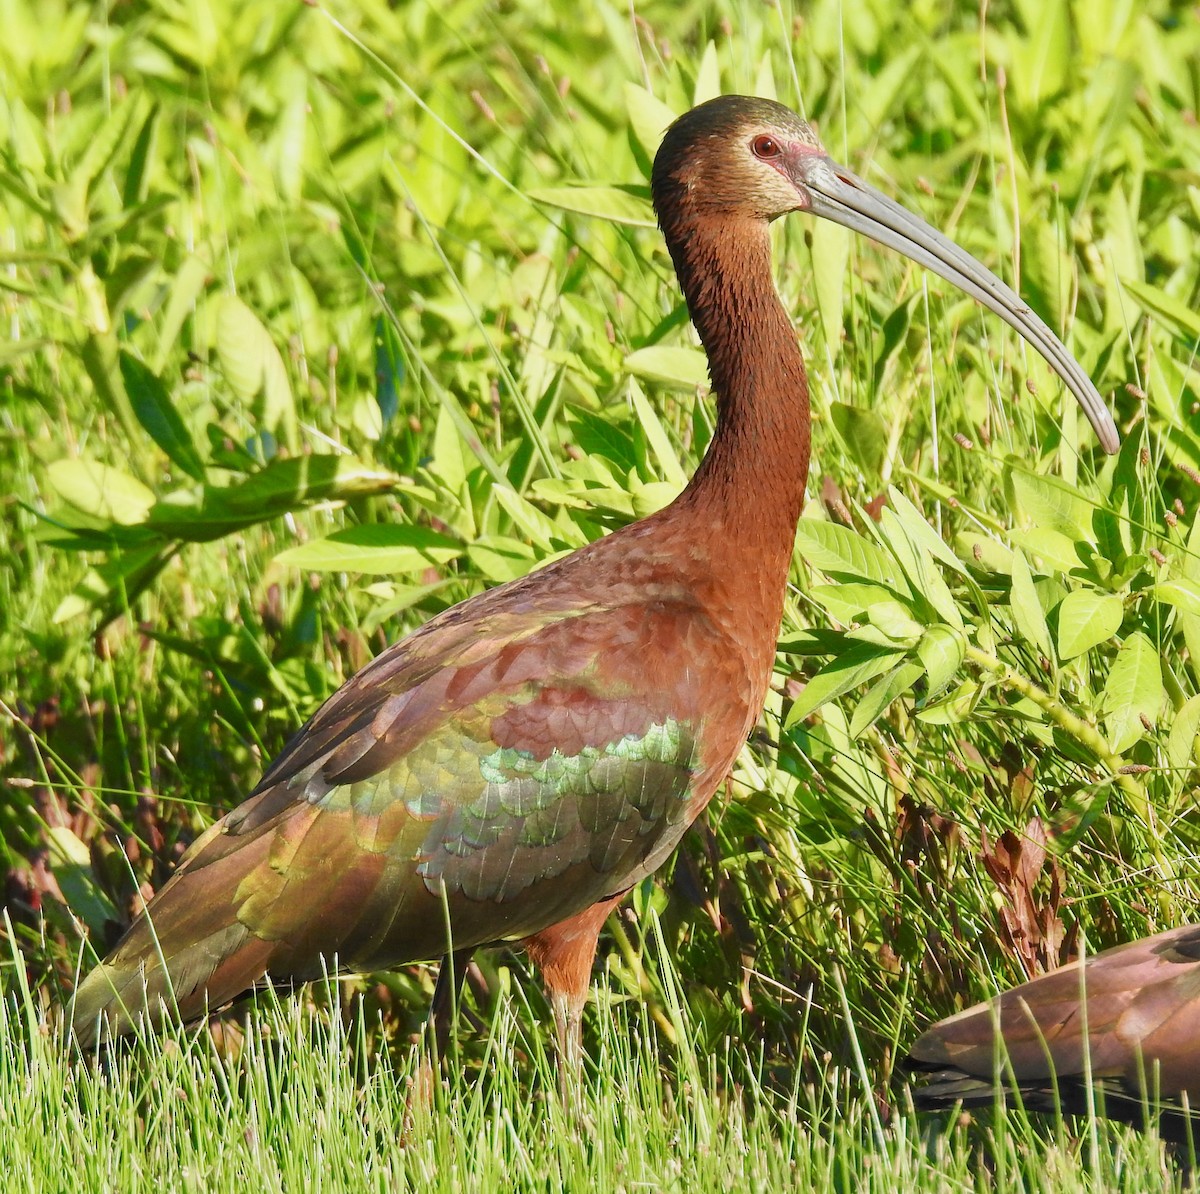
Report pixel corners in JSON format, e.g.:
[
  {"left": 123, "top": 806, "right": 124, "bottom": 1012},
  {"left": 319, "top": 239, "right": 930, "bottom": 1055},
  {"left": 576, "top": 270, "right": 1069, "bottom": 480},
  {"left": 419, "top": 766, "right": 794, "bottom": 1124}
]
[{"left": 751, "top": 134, "right": 780, "bottom": 159}]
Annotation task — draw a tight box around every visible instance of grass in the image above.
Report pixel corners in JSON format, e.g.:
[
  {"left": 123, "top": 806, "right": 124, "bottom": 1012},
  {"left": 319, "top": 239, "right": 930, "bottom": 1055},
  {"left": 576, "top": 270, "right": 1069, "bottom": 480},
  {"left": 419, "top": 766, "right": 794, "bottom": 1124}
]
[
  {"left": 1, "top": 937, "right": 1191, "bottom": 1192},
  {"left": 2, "top": 0, "right": 1200, "bottom": 1188}
]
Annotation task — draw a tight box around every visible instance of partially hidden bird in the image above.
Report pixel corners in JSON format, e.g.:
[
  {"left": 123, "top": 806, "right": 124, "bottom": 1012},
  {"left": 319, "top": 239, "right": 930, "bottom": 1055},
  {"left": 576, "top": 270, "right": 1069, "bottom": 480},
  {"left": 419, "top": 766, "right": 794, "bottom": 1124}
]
[
  {"left": 71, "top": 96, "right": 1121, "bottom": 1065},
  {"left": 907, "top": 924, "right": 1200, "bottom": 1138}
]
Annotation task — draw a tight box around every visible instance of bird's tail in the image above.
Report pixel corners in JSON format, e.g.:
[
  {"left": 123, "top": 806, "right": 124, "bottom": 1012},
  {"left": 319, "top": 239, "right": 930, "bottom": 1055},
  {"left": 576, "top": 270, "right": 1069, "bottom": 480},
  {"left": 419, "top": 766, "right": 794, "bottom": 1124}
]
[{"left": 69, "top": 821, "right": 279, "bottom": 1048}]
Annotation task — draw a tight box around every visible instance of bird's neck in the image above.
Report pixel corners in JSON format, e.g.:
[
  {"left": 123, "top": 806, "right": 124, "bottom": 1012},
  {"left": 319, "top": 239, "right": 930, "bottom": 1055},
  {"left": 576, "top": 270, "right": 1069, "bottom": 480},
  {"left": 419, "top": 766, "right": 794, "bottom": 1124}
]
[{"left": 667, "top": 213, "right": 812, "bottom": 588}]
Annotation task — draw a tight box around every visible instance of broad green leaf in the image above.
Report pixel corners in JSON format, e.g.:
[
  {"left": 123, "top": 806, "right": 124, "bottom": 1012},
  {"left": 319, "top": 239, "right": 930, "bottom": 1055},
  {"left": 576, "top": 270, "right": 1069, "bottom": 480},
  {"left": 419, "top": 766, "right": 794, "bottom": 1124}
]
[
  {"left": 275, "top": 525, "right": 461, "bottom": 575},
  {"left": 865, "top": 601, "right": 924, "bottom": 646},
  {"left": 878, "top": 508, "right": 963, "bottom": 630},
  {"left": 119, "top": 352, "right": 205, "bottom": 481},
  {"left": 1184, "top": 508, "right": 1200, "bottom": 583},
  {"left": 693, "top": 41, "right": 721, "bottom": 105},
  {"left": 528, "top": 185, "right": 655, "bottom": 228},
  {"left": 154, "top": 255, "right": 210, "bottom": 372},
  {"left": 888, "top": 487, "right": 967, "bottom": 576},
  {"left": 1121, "top": 278, "right": 1200, "bottom": 341},
  {"left": 956, "top": 531, "right": 1013, "bottom": 574},
  {"left": 785, "top": 642, "right": 905, "bottom": 728},
  {"left": 494, "top": 485, "right": 583, "bottom": 551},
  {"left": 849, "top": 661, "right": 924, "bottom": 737},
  {"left": 146, "top": 458, "right": 398, "bottom": 540},
  {"left": 468, "top": 535, "right": 537, "bottom": 584},
  {"left": 48, "top": 826, "right": 119, "bottom": 939},
  {"left": 1057, "top": 590, "right": 1124, "bottom": 659},
  {"left": 1102, "top": 631, "right": 1163, "bottom": 753},
  {"left": 215, "top": 295, "right": 297, "bottom": 451},
  {"left": 794, "top": 519, "right": 901, "bottom": 588},
  {"left": 1168, "top": 693, "right": 1200, "bottom": 773},
  {"left": 752, "top": 52, "right": 777, "bottom": 101},
  {"left": 430, "top": 402, "right": 468, "bottom": 495},
  {"left": 1151, "top": 579, "right": 1200, "bottom": 618},
  {"left": 1182, "top": 612, "right": 1200, "bottom": 686},
  {"left": 917, "top": 625, "right": 965, "bottom": 696},
  {"left": 1008, "top": 549, "right": 1054, "bottom": 661},
  {"left": 916, "top": 679, "right": 981, "bottom": 725},
  {"left": 831, "top": 403, "right": 885, "bottom": 476},
  {"left": 624, "top": 84, "right": 676, "bottom": 161},
  {"left": 52, "top": 541, "right": 172, "bottom": 624},
  {"left": 1006, "top": 466, "right": 1096, "bottom": 543},
  {"left": 628, "top": 379, "right": 687, "bottom": 487},
  {"left": 46, "top": 459, "right": 154, "bottom": 525},
  {"left": 624, "top": 346, "right": 709, "bottom": 389},
  {"left": 810, "top": 220, "right": 849, "bottom": 356},
  {"left": 808, "top": 581, "right": 904, "bottom": 625},
  {"left": 1012, "top": 0, "right": 1068, "bottom": 105},
  {"left": 1010, "top": 527, "right": 1082, "bottom": 575},
  {"left": 123, "top": 101, "right": 161, "bottom": 207}
]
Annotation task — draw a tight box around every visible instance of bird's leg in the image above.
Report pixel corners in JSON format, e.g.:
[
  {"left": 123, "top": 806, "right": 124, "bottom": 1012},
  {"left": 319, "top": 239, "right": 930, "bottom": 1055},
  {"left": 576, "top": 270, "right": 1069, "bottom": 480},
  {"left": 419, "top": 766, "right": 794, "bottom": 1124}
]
[
  {"left": 429, "top": 946, "right": 474, "bottom": 1065},
  {"left": 407, "top": 947, "right": 474, "bottom": 1126},
  {"left": 523, "top": 895, "right": 622, "bottom": 1096}
]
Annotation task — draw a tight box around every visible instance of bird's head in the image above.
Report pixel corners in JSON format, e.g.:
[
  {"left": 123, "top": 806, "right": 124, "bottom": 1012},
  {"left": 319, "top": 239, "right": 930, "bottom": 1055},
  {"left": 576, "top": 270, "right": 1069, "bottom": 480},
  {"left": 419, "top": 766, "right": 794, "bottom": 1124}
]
[
  {"left": 650, "top": 94, "right": 1120, "bottom": 455},
  {"left": 651, "top": 96, "right": 826, "bottom": 223}
]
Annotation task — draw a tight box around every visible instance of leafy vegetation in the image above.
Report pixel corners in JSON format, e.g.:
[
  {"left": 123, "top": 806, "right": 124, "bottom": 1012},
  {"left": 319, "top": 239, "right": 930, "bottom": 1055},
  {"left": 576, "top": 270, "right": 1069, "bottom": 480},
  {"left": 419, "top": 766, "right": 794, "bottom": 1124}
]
[{"left": 2, "top": 0, "right": 1199, "bottom": 1186}]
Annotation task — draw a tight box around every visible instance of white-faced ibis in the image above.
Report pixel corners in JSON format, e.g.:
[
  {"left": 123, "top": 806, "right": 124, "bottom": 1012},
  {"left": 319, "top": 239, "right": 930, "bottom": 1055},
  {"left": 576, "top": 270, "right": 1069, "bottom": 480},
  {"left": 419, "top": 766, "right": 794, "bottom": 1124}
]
[
  {"left": 71, "top": 96, "right": 1120, "bottom": 1066},
  {"left": 908, "top": 924, "right": 1200, "bottom": 1138}
]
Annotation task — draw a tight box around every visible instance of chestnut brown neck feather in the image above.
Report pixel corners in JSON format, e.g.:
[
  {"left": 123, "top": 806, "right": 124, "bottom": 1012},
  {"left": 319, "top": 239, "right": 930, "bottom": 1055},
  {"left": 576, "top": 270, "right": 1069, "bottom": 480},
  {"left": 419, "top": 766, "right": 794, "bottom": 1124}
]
[{"left": 662, "top": 210, "right": 812, "bottom": 591}]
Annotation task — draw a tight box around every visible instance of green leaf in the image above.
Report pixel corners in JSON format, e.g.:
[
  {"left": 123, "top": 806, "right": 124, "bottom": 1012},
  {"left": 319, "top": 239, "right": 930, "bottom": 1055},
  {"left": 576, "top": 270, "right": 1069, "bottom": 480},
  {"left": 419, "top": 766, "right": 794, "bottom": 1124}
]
[
  {"left": 1121, "top": 278, "right": 1200, "bottom": 342},
  {"left": 154, "top": 255, "right": 209, "bottom": 373},
  {"left": 956, "top": 531, "right": 1013, "bottom": 574},
  {"left": 692, "top": 41, "right": 721, "bottom": 105},
  {"left": 1009, "top": 527, "right": 1082, "bottom": 575},
  {"left": 145, "top": 457, "right": 398, "bottom": 541},
  {"left": 1006, "top": 465, "right": 1096, "bottom": 543},
  {"left": 848, "top": 661, "right": 924, "bottom": 737},
  {"left": 865, "top": 601, "right": 924, "bottom": 646},
  {"left": 887, "top": 487, "right": 968, "bottom": 577},
  {"left": 215, "top": 294, "right": 297, "bottom": 450},
  {"left": 830, "top": 403, "right": 885, "bottom": 476},
  {"left": 808, "top": 582, "right": 905, "bottom": 626},
  {"left": 45, "top": 459, "right": 155, "bottom": 526},
  {"left": 623, "top": 346, "right": 709, "bottom": 389},
  {"left": 1167, "top": 693, "right": 1200, "bottom": 774},
  {"left": 917, "top": 625, "right": 965, "bottom": 696},
  {"left": 1013, "top": 0, "right": 1068, "bottom": 106},
  {"left": 493, "top": 485, "right": 584, "bottom": 551},
  {"left": 119, "top": 352, "right": 205, "bottom": 481},
  {"left": 1102, "top": 631, "right": 1163, "bottom": 753},
  {"left": 275, "top": 525, "right": 461, "bottom": 575},
  {"left": 1008, "top": 549, "right": 1054, "bottom": 662},
  {"left": 878, "top": 508, "right": 963, "bottom": 630},
  {"left": 48, "top": 826, "right": 119, "bottom": 940},
  {"left": 810, "top": 221, "right": 849, "bottom": 357},
  {"left": 468, "top": 535, "right": 537, "bottom": 584},
  {"left": 915, "top": 679, "right": 981, "bottom": 725},
  {"left": 785, "top": 643, "right": 905, "bottom": 728},
  {"left": 1056, "top": 590, "right": 1123, "bottom": 659},
  {"left": 528, "top": 185, "right": 655, "bottom": 228},
  {"left": 1168, "top": 694, "right": 1200, "bottom": 773},
  {"left": 53, "top": 542, "right": 173, "bottom": 624},
  {"left": 794, "top": 519, "right": 902, "bottom": 588},
  {"left": 628, "top": 379, "right": 687, "bottom": 487},
  {"left": 1150, "top": 579, "right": 1200, "bottom": 618},
  {"left": 430, "top": 402, "right": 469, "bottom": 495},
  {"left": 624, "top": 84, "right": 676, "bottom": 162}
]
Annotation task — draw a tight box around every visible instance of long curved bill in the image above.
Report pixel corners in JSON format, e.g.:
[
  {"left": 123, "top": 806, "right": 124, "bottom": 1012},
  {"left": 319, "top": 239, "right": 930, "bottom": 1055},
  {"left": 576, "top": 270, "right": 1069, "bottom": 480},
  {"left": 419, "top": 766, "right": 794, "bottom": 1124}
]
[{"left": 797, "top": 155, "right": 1120, "bottom": 454}]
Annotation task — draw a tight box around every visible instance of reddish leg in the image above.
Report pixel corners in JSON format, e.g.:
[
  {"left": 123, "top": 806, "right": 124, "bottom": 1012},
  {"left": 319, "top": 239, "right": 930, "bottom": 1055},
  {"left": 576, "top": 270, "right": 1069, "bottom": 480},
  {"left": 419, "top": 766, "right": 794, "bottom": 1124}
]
[{"left": 523, "top": 894, "right": 622, "bottom": 1084}]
